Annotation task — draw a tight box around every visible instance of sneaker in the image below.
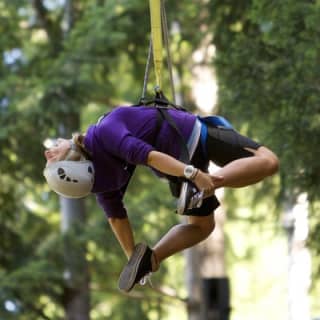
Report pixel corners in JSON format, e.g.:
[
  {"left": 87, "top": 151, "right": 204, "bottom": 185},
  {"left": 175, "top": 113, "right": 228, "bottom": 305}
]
[
  {"left": 118, "top": 243, "right": 153, "bottom": 292},
  {"left": 176, "top": 181, "right": 204, "bottom": 215}
]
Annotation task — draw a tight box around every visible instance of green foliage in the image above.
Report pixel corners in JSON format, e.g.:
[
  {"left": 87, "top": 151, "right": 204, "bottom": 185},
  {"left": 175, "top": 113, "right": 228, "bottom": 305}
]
[
  {"left": 0, "top": 189, "right": 65, "bottom": 318},
  {"left": 0, "top": 0, "right": 184, "bottom": 319},
  {"left": 210, "top": 0, "right": 320, "bottom": 313},
  {"left": 212, "top": 0, "right": 320, "bottom": 197},
  {"left": 0, "top": 1, "right": 196, "bottom": 318},
  {"left": 3, "top": 0, "right": 319, "bottom": 318}
]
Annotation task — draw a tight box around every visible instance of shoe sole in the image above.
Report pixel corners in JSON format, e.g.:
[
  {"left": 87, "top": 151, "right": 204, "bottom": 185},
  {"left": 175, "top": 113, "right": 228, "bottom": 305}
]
[
  {"left": 118, "top": 243, "right": 147, "bottom": 292},
  {"left": 177, "top": 182, "right": 205, "bottom": 215}
]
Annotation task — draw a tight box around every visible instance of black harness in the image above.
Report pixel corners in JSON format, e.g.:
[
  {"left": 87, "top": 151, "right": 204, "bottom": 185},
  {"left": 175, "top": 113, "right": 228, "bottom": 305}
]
[
  {"left": 95, "top": 92, "right": 192, "bottom": 198},
  {"left": 136, "top": 92, "right": 192, "bottom": 196}
]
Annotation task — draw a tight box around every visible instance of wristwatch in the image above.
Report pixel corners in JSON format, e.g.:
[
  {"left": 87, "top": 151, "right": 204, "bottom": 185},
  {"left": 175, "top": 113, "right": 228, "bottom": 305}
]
[{"left": 183, "top": 165, "right": 197, "bottom": 180}]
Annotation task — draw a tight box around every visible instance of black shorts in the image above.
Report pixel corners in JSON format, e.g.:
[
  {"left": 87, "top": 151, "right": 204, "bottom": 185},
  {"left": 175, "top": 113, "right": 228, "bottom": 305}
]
[
  {"left": 206, "top": 126, "right": 261, "bottom": 167},
  {"left": 185, "top": 126, "right": 261, "bottom": 217}
]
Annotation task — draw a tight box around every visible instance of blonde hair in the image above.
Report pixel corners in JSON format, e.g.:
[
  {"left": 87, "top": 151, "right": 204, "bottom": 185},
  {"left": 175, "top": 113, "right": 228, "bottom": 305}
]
[{"left": 65, "top": 133, "right": 91, "bottom": 161}]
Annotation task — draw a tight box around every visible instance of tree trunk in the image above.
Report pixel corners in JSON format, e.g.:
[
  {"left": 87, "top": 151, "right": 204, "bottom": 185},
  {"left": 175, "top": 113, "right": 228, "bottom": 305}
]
[
  {"left": 185, "top": 19, "right": 230, "bottom": 317},
  {"left": 57, "top": 1, "right": 91, "bottom": 317},
  {"left": 282, "top": 194, "right": 311, "bottom": 320},
  {"left": 60, "top": 198, "right": 90, "bottom": 320},
  {"left": 199, "top": 197, "right": 230, "bottom": 320},
  {"left": 185, "top": 192, "right": 229, "bottom": 320},
  {"left": 185, "top": 246, "right": 202, "bottom": 320},
  {"left": 58, "top": 111, "right": 90, "bottom": 320},
  {"left": 32, "top": 0, "right": 91, "bottom": 317}
]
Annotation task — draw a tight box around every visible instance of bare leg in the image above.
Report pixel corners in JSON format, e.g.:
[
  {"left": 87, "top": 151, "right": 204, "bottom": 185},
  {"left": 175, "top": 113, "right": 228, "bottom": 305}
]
[
  {"left": 152, "top": 214, "right": 215, "bottom": 270},
  {"left": 212, "top": 146, "right": 279, "bottom": 189},
  {"left": 151, "top": 147, "right": 278, "bottom": 269}
]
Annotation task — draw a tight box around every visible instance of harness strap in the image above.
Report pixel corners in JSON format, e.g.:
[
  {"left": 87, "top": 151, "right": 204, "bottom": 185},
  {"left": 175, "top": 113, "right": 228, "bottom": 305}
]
[
  {"left": 149, "top": 0, "right": 163, "bottom": 90},
  {"left": 152, "top": 105, "right": 192, "bottom": 198},
  {"left": 156, "top": 107, "right": 190, "bottom": 164}
]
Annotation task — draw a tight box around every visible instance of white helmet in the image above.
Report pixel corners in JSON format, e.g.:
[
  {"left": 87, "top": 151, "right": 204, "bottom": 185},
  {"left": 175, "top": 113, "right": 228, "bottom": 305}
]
[{"left": 43, "top": 160, "right": 94, "bottom": 198}]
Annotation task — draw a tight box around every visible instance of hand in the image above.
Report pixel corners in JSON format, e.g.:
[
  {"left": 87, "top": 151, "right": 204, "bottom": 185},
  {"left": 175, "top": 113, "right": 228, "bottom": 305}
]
[
  {"left": 210, "top": 173, "right": 224, "bottom": 187},
  {"left": 193, "top": 170, "right": 224, "bottom": 197}
]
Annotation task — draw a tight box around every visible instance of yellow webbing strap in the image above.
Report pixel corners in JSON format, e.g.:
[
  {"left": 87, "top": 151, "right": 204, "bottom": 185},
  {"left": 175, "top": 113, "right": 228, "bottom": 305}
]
[{"left": 149, "top": 0, "right": 163, "bottom": 91}]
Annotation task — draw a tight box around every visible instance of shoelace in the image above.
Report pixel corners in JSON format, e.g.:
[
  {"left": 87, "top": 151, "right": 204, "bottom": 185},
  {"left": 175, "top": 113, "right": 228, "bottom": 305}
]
[{"left": 139, "top": 272, "right": 153, "bottom": 287}]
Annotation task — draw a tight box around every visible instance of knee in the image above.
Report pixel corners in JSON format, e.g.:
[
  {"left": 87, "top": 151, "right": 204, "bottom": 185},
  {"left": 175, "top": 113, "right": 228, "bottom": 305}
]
[
  {"left": 257, "top": 147, "right": 279, "bottom": 176},
  {"left": 264, "top": 153, "right": 279, "bottom": 176},
  {"left": 196, "top": 218, "right": 216, "bottom": 239},
  {"left": 188, "top": 214, "right": 216, "bottom": 240}
]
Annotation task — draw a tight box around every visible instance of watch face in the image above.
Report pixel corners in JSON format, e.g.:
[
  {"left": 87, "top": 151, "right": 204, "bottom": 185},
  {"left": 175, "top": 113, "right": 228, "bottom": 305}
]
[{"left": 184, "top": 165, "right": 194, "bottom": 178}]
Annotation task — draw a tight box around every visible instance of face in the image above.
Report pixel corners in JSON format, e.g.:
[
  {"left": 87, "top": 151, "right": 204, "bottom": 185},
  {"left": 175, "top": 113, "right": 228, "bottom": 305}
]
[{"left": 44, "top": 138, "right": 71, "bottom": 165}]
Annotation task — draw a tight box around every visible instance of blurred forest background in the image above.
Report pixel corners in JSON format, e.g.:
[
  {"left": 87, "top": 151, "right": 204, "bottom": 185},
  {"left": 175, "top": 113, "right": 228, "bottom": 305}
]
[{"left": 1, "top": 0, "right": 320, "bottom": 319}]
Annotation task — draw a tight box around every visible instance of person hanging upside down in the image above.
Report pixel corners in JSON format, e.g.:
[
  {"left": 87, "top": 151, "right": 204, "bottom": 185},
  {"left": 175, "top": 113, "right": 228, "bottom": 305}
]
[{"left": 43, "top": 104, "right": 279, "bottom": 292}]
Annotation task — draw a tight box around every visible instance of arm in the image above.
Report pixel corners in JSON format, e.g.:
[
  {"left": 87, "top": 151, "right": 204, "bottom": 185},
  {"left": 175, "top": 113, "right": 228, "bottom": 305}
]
[
  {"left": 96, "top": 191, "right": 135, "bottom": 259},
  {"left": 147, "top": 150, "right": 224, "bottom": 192},
  {"left": 108, "top": 217, "right": 135, "bottom": 259}
]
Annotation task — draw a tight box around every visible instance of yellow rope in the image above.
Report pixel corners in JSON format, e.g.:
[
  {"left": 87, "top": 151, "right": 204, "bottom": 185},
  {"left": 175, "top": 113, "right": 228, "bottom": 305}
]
[{"left": 149, "top": 0, "right": 163, "bottom": 91}]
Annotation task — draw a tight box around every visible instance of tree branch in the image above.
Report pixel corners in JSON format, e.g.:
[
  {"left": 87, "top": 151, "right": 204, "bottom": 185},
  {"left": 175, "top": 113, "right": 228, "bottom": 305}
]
[
  {"left": 31, "top": 0, "right": 63, "bottom": 54},
  {"left": 31, "top": 0, "right": 53, "bottom": 35}
]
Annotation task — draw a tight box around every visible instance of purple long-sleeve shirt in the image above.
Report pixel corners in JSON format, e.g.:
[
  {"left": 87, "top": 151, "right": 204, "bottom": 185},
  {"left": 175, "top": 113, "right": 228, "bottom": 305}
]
[{"left": 84, "top": 106, "right": 196, "bottom": 218}]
